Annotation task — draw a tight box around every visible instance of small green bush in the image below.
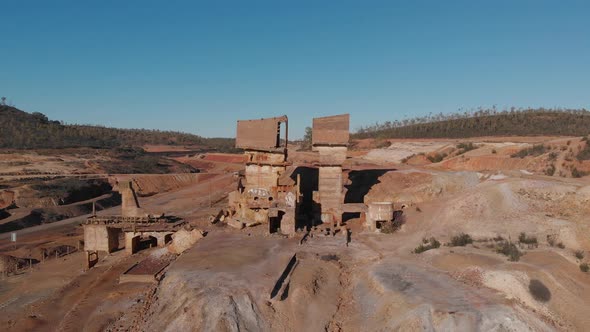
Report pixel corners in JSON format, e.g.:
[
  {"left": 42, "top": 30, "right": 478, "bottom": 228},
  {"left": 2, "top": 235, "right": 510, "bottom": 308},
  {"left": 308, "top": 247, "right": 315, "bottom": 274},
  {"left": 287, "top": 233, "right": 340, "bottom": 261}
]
[
  {"left": 574, "top": 250, "right": 585, "bottom": 260},
  {"left": 580, "top": 263, "right": 589, "bottom": 273},
  {"left": 557, "top": 242, "right": 565, "bottom": 249},
  {"left": 449, "top": 233, "right": 473, "bottom": 247}
]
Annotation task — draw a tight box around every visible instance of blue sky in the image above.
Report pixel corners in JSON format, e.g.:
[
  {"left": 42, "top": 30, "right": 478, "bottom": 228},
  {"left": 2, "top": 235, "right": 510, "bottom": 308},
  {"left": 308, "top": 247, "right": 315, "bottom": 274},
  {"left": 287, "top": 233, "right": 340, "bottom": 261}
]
[{"left": 1, "top": 1, "right": 589, "bottom": 138}]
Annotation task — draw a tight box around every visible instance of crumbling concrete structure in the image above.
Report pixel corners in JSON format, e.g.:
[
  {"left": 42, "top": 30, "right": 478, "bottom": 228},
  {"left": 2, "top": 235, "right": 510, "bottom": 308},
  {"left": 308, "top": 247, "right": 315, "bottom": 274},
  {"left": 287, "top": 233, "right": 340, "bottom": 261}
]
[
  {"left": 229, "top": 116, "right": 302, "bottom": 235},
  {"left": 312, "top": 114, "right": 350, "bottom": 227},
  {"left": 83, "top": 215, "right": 184, "bottom": 268},
  {"left": 120, "top": 181, "right": 144, "bottom": 217},
  {"left": 83, "top": 182, "right": 184, "bottom": 268},
  {"left": 366, "top": 202, "right": 394, "bottom": 231}
]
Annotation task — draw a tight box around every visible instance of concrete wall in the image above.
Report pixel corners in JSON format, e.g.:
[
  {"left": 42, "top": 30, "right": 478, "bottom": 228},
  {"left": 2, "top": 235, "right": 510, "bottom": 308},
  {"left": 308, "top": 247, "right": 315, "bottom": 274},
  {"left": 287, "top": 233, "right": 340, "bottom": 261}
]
[
  {"left": 244, "top": 165, "right": 285, "bottom": 189},
  {"left": 84, "top": 225, "right": 121, "bottom": 253},
  {"left": 316, "top": 146, "right": 347, "bottom": 165},
  {"left": 120, "top": 181, "right": 143, "bottom": 217}
]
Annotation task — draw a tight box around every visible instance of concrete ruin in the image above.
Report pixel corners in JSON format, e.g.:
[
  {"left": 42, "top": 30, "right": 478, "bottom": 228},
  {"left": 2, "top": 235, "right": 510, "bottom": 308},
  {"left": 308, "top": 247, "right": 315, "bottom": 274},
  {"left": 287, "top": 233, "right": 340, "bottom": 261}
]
[
  {"left": 229, "top": 116, "right": 302, "bottom": 235},
  {"left": 366, "top": 202, "right": 394, "bottom": 231},
  {"left": 83, "top": 181, "right": 184, "bottom": 268},
  {"left": 312, "top": 114, "right": 350, "bottom": 227},
  {"left": 120, "top": 181, "right": 144, "bottom": 217}
]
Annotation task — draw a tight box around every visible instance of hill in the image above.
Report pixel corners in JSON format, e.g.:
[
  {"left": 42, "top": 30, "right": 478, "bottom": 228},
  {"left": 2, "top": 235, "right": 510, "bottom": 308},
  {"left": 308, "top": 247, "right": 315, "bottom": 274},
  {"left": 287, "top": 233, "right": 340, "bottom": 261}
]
[
  {"left": 354, "top": 108, "right": 590, "bottom": 139},
  {"left": 0, "top": 105, "right": 236, "bottom": 151}
]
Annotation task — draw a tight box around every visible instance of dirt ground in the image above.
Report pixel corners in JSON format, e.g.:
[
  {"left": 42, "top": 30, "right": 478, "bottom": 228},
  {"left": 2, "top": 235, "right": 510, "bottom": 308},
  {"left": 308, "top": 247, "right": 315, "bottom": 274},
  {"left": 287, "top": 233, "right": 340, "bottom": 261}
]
[{"left": 1, "top": 138, "right": 590, "bottom": 331}]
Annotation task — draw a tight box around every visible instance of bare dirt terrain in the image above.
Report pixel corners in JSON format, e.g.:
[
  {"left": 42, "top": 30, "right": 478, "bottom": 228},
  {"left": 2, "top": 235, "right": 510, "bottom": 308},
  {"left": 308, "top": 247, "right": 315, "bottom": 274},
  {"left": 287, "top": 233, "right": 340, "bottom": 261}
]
[{"left": 1, "top": 138, "right": 590, "bottom": 331}]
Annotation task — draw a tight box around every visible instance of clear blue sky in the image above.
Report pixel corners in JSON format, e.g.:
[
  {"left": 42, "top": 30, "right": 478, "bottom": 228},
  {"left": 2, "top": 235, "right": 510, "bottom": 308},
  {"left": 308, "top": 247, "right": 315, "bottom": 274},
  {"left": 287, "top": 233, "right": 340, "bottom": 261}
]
[{"left": 1, "top": 1, "right": 589, "bottom": 138}]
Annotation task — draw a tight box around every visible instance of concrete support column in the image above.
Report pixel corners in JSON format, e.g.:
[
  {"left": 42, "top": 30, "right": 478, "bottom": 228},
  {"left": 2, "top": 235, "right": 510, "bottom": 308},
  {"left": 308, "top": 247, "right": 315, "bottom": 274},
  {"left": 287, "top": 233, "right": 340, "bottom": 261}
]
[{"left": 125, "top": 232, "right": 139, "bottom": 255}]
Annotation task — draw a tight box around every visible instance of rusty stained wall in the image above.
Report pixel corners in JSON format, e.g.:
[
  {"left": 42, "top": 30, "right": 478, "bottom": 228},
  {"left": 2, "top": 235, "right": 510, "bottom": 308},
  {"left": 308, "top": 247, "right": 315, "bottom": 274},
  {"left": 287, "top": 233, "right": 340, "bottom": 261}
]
[
  {"left": 317, "top": 166, "right": 344, "bottom": 224},
  {"left": 236, "top": 117, "right": 286, "bottom": 150},
  {"left": 312, "top": 114, "right": 350, "bottom": 146}
]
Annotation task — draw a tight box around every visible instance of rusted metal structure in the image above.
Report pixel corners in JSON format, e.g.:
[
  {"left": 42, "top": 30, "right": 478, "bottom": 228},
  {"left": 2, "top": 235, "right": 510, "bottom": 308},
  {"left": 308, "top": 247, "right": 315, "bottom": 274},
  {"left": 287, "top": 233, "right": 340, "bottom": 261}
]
[
  {"left": 228, "top": 115, "right": 301, "bottom": 235},
  {"left": 312, "top": 114, "right": 350, "bottom": 227}
]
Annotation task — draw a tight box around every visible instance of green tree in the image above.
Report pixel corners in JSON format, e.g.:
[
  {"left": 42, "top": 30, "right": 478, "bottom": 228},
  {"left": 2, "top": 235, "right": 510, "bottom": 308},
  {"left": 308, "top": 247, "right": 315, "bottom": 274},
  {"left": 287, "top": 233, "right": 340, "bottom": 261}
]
[{"left": 301, "top": 126, "right": 313, "bottom": 151}]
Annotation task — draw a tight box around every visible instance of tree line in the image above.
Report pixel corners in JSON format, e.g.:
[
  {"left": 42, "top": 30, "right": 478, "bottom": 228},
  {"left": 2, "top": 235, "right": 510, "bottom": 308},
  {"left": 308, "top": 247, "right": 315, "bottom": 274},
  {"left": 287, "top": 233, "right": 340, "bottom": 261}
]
[
  {"left": 353, "top": 108, "right": 590, "bottom": 139},
  {"left": 0, "top": 105, "right": 237, "bottom": 151}
]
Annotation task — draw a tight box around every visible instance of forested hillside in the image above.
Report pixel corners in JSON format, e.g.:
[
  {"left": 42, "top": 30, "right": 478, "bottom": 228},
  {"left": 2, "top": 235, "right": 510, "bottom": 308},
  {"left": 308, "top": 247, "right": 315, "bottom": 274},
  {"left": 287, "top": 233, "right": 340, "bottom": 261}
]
[
  {"left": 354, "top": 108, "right": 590, "bottom": 139},
  {"left": 0, "top": 105, "right": 236, "bottom": 150}
]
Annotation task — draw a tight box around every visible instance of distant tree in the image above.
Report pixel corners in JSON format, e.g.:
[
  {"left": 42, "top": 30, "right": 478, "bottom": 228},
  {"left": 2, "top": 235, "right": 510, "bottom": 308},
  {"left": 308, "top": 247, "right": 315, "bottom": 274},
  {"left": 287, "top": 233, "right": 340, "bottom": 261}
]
[
  {"left": 31, "top": 112, "right": 49, "bottom": 124},
  {"left": 0, "top": 97, "right": 5, "bottom": 105},
  {"left": 300, "top": 126, "right": 313, "bottom": 151}
]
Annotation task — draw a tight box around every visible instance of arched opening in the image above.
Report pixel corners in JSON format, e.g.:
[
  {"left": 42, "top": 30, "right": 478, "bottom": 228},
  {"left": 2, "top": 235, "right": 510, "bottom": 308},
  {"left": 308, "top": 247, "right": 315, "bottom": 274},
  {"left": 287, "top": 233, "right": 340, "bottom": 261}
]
[{"left": 137, "top": 235, "right": 157, "bottom": 251}]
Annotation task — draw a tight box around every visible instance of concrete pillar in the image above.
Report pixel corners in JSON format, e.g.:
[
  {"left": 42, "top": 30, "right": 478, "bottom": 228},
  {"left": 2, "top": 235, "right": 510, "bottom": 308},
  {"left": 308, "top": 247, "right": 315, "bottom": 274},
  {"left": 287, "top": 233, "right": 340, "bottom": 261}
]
[
  {"left": 120, "top": 181, "right": 143, "bottom": 217},
  {"left": 156, "top": 233, "right": 169, "bottom": 247},
  {"left": 125, "top": 232, "right": 139, "bottom": 255}
]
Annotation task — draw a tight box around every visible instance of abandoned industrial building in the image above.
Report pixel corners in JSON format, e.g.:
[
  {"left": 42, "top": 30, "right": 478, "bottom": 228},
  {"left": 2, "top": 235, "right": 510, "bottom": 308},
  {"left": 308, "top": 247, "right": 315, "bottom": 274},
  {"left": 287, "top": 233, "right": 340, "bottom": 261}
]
[{"left": 81, "top": 113, "right": 401, "bottom": 269}]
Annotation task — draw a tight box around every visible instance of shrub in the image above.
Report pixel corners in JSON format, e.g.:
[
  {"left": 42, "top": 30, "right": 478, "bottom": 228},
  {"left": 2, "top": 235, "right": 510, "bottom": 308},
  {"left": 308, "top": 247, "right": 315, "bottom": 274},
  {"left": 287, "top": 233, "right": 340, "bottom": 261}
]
[
  {"left": 580, "top": 263, "right": 589, "bottom": 273},
  {"left": 427, "top": 153, "right": 447, "bottom": 163},
  {"left": 413, "top": 237, "right": 441, "bottom": 254},
  {"left": 546, "top": 235, "right": 556, "bottom": 247},
  {"left": 456, "top": 142, "right": 477, "bottom": 155},
  {"left": 400, "top": 155, "right": 414, "bottom": 164},
  {"left": 511, "top": 145, "right": 547, "bottom": 158},
  {"left": 557, "top": 242, "right": 565, "bottom": 249},
  {"left": 571, "top": 167, "right": 588, "bottom": 178},
  {"left": 496, "top": 241, "right": 523, "bottom": 261},
  {"left": 449, "top": 233, "right": 473, "bottom": 247},
  {"left": 544, "top": 164, "right": 556, "bottom": 176},
  {"left": 548, "top": 152, "right": 558, "bottom": 160},
  {"left": 491, "top": 149, "right": 497, "bottom": 154},
  {"left": 577, "top": 142, "right": 590, "bottom": 160},
  {"left": 380, "top": 218, "right": 403, "bottom": 234},
  {"left": 518, "top": 232, "right": 538, "bottom": 248},
  {"left": 574, "top": 250, "right": 585, "bottom": 260},
  {"left": 375, "top": 139, "right": 391, "bottom": 148}
]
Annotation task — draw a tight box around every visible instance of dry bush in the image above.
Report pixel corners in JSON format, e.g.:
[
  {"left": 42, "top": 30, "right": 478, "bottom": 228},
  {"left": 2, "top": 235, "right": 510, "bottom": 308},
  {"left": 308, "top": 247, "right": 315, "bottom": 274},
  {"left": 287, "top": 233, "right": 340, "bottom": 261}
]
[
  {"left": 449, "top": 233, "right": 473, "bottom": 247},
  {"left": 496, "top": 241, "right": 523, "bottom": 261},
  {"left": 413, "top": 237, "right": 441, "bottom": 254}
]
